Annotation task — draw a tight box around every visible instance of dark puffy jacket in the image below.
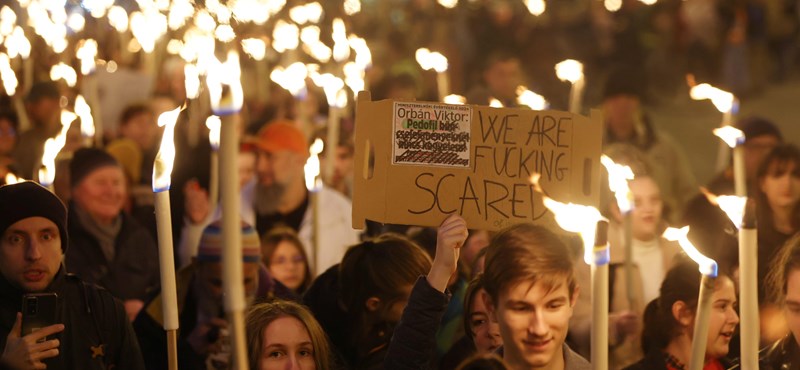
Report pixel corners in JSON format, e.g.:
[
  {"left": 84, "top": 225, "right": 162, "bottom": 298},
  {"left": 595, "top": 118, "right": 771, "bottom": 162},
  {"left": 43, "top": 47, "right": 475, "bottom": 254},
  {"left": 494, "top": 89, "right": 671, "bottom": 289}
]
[
  {"left": 0, "top": 268, "right": 145, "bottom": 370},
  {"left": 66, "top": 204, "right": 159, "bottom": 301}
]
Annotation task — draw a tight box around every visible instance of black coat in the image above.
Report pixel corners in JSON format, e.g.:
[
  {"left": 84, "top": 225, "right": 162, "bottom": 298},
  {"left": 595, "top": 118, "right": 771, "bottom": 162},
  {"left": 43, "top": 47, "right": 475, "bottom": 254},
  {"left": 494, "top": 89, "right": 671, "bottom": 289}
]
[
  {"left": 728, "top": 334, "right": 800, "bottom": 370},
  {"left": 383, "top": 277, "right": 450, "bottom": 370},
  {"left": 0, "top": 268, "right": 145, "bottom": 370},
  {"left": 66, "top": 205, "right": 159, "bottom": 301}
]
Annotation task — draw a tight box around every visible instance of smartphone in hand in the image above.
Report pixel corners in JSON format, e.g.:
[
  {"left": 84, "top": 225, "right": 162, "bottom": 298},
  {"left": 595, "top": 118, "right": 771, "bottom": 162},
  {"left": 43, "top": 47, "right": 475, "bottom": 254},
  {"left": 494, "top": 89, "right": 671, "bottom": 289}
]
[{"left": 21, "top": 293, "right": 59, "bottom": 342}]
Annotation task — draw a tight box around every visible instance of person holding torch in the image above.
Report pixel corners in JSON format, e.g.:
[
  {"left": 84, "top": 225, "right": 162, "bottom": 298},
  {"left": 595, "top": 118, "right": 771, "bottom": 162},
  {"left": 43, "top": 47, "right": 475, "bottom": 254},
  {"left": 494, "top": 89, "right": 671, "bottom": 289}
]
[{"left": 624, "top": 257, "right": 739, "bottom": 370}]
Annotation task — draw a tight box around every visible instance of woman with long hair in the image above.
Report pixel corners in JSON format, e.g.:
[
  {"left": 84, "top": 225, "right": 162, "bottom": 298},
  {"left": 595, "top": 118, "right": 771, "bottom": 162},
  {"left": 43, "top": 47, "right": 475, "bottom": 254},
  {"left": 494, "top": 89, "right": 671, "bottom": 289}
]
[
  {"left": 756, "top": 144, "right": 800, "bottom": 299},
  {"left": 261, "top": 226, "right": 313, "bottom": 295},
  {"left": 246, "top": 300, "right": 336, "bottom": 369},
  {"left": 625, "top": 258, "right": 739, "bottom": 370}
]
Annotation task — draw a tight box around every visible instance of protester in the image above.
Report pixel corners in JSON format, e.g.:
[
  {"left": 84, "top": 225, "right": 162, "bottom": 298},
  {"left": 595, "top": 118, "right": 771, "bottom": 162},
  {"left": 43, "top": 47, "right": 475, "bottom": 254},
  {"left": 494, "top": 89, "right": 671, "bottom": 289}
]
[
  {"left": 460, "top": 230, "right": 491, "bottom": 279},
  {"left": 304, "top": 233, "right": 432, "bottom": 369},
  {"left": 105, "top": 104, "right": 160, "bottom": 234},
  {"left": 754, "top": 144, "right": 800, "bottom": 300},
  {"left": 260, "top": 226, "right": 312, "bottom": 297},
  {"left": 245, "top": 300, "right": 337, "bottom": 370},
  {"left": 760, "top": 233, "right": 800, "bottom": 369},
  {"left": 440, "top": 275, "right": 503, "bottom": 370},
  {"left": 624, "top": 257, "right": 739, "bottom": 370},
  {"left": 466, "top": 52, "right": 524, "bottom": 107},
  {"left": 381, "top": 215, "right": 468, "bottom": 370},
  {"left": 178, "top": 143, "right": 258, "bottom": 267},
  {"left": 602, "top": 72, "right": 697, "bottom": 224},
  {"left": 11, "top": 82, "right": 61, "bottom": 180},
  {"left": 385, "top": 220, "right": 589, "bottom": 370},
  {"left": 0, "top": 181, "right": 145, "bottom": 369},
  {"left": 253, "top": 120, "right": 359, "bottom": 275},
  {"left": 325, "top": 137, "right": 355, "bottom": 199},
  {"left": 134, "top": 222, "right": 273, "bottom": 370},
  {"left": 105, "top": 104, "right": 159, "bottom": 191},
  {"left": 65, "top": 148, "right": 159, "bottom": 321},
  {"left": 0, "top": 110, "right": 18, "bottom": 182},
  {"left": 684, "top": 117, "right": 783, "bottom": 259},
  {"left": 481, "top": 223, "right": 591, "bottom": 370}
]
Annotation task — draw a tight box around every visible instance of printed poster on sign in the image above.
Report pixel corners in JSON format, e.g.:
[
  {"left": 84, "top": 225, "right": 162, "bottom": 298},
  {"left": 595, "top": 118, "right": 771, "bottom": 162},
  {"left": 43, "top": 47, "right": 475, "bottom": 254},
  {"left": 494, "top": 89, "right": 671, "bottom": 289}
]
[{"left": 392, "top": 102, "right": 471, "bottom": 168}]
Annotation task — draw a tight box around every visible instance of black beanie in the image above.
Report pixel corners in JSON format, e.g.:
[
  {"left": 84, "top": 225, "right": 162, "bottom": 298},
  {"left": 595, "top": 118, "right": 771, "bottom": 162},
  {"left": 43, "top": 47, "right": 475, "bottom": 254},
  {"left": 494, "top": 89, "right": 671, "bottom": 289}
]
[
  {"left": 70, "top": 148, "right": 120, "bottom": 188},
  {"left": 0, "top": 181, "right": 68, "bottom": 252}
]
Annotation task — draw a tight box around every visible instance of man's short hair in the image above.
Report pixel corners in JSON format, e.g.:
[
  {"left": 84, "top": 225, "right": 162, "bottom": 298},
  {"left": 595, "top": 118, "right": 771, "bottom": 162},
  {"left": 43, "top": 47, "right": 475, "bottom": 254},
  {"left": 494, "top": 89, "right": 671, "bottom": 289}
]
[
  {"left": 119, "top": 103, "right": 153, "bottom": 127},
  {"left": 482, "top": 50, "right": 520, "bottom": 72},
  {"left": 482, "top": 224, "right": 576, "bottom": 303},
  {"left": 736, "top": 116, "right": 783, "bottom": 143}
]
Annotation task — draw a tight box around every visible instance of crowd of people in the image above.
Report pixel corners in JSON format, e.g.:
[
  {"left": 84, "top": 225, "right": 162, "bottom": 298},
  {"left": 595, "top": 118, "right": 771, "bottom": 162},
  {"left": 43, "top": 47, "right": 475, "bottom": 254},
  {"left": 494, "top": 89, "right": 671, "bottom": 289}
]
[{"left": 1, "top": 0, "right": 800, "bottom": 369}]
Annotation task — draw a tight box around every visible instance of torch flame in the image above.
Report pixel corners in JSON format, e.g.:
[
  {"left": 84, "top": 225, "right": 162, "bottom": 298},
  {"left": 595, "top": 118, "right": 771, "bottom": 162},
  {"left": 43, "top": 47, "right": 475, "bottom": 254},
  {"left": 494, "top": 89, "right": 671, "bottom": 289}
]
[
  {"left": 206, "top": 50, "right": 244, "bottom": 115},
  {"left": 74, "top": 95, "right": 95, "bottom": 138},
  {"left": 272, "top": 20, "right": 299, "bottom": 53},
  {"left": 6, "top": 27, "right": 31, "bottom": 59},
  {"left": 415, "top": 48, "right": 448, "bottom": 73},
  {"left": 304, "top": 138, "right": 323, "bottom": 191},
  {"left": 0, "top": 6, "right": 16, "bottom": 37},
  {"left": 184, "top": 63, "right": 200, "bottom": 99},
  {"left": 289, "top": 2, "right": 323, "bottom": 25},
  {"left": 152, "top": 106, "right": 182, "bottom": 192},
  {"left": 241, "top": 38, "right": 266, "bottom": 61},
  {"left": 555, "top": 59, "right": 584, "bottom": 84},
  {"left": 701, "top": 188, "right": 746, "bottom": 229},
  {"left": 50, "top": 62, "right": 77, "bottom": 87},
  {"left": 489, "top": 98, "right": 503, "bottom": 108},
  {"left": 438, "top": 0, "right": 458, "bottom": 9},
  {"left": 270, "top": 62, "right": 308, "bottom": 98},
  {"left": 0, "top": 53, "right": 18, "bottom": 95},
  {"left": 343, "top": 62, "right": 365, "bottom": 97},
  {"left": 311, "top": 73, "right": 346, "bottom": 108},
  {"left": 600, "top": 155, "right": 635, "bottom": 214},
  {"left": 444, "top": 95, "right": 466, "bottom": 105},
  {"left": 344, "top": 0, "right": 361, "bottom": 15},
  {"left": 663, "top": 226, "right": 718, "bottom": 277},
  {"left": 605, "top": 0, "right": 622, "bottom": 11},
  {"left": 205, "top": 115, "right": 221, "bottom": 150},
  {"left": 348, "top": 35, "right": 372, "bottom": 70},
  {"left": 107, "top": 6, "right": 128, "bottom": 32},
  {"left": 332, "top": 18, "right": 350, "bottom": 63},
  {"left": 39, "top": 110, "right": 74, "bottom": 186},
  {"left": 531, "top": 173, "right": 606, "bottom": 264},
  {"left": 713, "top": 125, "right": 745, "bottom": 148},
  {"left": 76, "top": 39, "right": 98, "bottom": 75},
  {"left": 689, "top": 83, "right": 735, "bottom": 113},
  {"left": 4, "top": 172, "right": 22, "bottom": 185},
  {"left": 516, "top": 86, "right": 548, "bottom": 110},
  {"left": 524, "top": 0, "right": 546, "bottom": 15}
]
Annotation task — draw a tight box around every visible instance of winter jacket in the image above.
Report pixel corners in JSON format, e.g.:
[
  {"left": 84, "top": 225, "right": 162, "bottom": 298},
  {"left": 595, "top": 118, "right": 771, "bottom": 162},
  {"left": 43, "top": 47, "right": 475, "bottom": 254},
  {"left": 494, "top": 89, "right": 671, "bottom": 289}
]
[
  {"left": 728, "top": 334, "right": 800, "bottom": 370},
  {"left": 65, "top": 204, "right": 159, "bottom": 301},
  {"left": 384, "top": 276, "right": 450, "bottom": 370},
  {"left": 0, "top": 267, "right": 145, "bottom": 370}
]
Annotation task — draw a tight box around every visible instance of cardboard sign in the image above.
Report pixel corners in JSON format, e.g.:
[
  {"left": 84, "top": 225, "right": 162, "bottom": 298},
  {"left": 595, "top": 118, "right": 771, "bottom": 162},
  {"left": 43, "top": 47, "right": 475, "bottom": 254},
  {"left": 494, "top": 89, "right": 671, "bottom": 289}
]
[{"left": 353, "top": 93, "right": 603, "bottom": 231}]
